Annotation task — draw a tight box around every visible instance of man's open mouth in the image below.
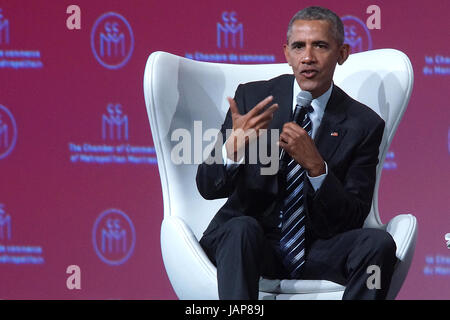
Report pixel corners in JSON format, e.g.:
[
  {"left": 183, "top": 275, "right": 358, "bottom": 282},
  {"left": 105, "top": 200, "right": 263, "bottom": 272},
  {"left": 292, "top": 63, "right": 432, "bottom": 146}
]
[{"left": 301, "top": 69, "right": 318, "bottom": 78}]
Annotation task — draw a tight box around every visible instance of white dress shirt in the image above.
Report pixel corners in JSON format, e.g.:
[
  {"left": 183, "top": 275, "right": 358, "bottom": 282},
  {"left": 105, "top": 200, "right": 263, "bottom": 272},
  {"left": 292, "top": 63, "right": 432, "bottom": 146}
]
[{"left": 222, "top": 80, "right": 333, "bottom": 192}]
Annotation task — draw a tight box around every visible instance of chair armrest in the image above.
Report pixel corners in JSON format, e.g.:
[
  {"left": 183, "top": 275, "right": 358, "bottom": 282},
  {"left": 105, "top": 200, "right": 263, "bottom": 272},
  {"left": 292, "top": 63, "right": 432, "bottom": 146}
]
[
  {"left": 385, "top": 214, "right": 418, "bottom": 299},
  {"left": 160, "top": 216, "right": 219, "bottom": 299},
  {"left": 385, "top": 214, "right": 418, "bottom": 261}
]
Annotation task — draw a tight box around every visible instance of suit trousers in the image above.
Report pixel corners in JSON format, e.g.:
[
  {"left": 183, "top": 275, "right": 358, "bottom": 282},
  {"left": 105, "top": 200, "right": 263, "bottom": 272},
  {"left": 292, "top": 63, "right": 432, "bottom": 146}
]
[{"left": 199, "top": 215, "right": 398, "bottom": 300}]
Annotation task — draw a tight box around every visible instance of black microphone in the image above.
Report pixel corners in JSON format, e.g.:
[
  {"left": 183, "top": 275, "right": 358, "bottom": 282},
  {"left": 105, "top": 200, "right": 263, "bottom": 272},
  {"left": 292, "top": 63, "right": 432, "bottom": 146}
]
[{"left": 279, "top": 91, "right": 313, "bottom": 170}]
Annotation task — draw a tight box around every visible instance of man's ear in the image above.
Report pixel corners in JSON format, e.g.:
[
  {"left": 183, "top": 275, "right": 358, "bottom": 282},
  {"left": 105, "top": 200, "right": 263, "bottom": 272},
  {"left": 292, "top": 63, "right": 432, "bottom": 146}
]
[
  {"left": 337, "top": 44, "right": 350, "bottom": 65},
  {"left": 283, "top": 43, "right": 291, "bottom": 66}
]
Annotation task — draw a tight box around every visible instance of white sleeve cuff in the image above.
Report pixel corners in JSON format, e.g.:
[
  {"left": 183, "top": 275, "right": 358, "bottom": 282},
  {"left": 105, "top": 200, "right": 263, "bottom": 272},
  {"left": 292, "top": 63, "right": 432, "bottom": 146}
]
[
  {"left": 307, "top": 161, "right": 328, "bottom": 192},
  {"left": 222, "top": 140, "right": 244, "bottom": 169}
]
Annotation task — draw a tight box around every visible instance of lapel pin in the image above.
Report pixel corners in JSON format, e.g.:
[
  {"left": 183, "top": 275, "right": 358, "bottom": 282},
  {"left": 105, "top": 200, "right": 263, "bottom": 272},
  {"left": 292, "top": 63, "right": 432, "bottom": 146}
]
[{"left": 331, "top": 132, "right": 339, "bottom": 137}]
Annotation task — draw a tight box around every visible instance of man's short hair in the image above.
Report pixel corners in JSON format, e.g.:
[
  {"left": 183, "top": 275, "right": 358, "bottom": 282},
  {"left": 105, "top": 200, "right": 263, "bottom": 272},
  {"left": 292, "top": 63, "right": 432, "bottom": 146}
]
[{"left": 286, "top": 6, "right": 345, "bottom": 46}]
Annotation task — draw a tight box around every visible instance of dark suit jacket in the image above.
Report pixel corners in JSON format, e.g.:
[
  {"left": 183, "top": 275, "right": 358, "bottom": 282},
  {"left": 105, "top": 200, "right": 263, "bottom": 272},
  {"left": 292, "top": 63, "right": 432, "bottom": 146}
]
[{"left": 196, "top": 74, "right": 385, "bottom": 245}]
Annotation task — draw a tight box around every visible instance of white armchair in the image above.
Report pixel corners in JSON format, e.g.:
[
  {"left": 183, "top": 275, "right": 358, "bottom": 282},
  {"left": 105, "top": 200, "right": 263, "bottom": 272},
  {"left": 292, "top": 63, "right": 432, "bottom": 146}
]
[{"left": 143, "top": 49, "right": 417, "bottom": 300}]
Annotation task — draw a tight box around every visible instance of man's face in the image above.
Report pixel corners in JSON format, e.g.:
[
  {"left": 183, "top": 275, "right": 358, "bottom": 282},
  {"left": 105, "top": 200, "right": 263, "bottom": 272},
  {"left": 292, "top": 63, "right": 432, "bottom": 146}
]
[{"left": 284, "top": 19, "right": 349, "bottom": 98}]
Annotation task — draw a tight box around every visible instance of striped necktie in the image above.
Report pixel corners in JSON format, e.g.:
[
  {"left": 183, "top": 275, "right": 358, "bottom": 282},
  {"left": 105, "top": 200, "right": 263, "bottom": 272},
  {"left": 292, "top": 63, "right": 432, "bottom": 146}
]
[{"left": 279, "top": 103, "right": 313, "bottom": 278}]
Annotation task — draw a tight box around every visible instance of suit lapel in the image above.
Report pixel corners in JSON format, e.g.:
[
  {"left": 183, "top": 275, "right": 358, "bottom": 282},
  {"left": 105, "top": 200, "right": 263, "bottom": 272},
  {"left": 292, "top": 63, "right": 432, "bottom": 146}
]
[
  {"left": 250, "top": 75, "right": 293, "bottom": 190},
  {"left": 314, "top": 85, "right": 348, "bottom": 163},
  {"left": 270, "top": 75, "right": 294, "bottom": 130}
]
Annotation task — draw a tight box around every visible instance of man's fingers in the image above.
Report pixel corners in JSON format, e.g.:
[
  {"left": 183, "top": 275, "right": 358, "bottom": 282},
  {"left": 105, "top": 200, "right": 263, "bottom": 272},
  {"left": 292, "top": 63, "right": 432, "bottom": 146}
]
[
  {"left": 282, "top": 122, "right": 308, "bottom": 138},
  {"left": 227, "top": 97, "right": 240, "bottom": 117},
  {"left": 265, "top": 103, "right": 279, "bottom": 116},
  {"left": 280, "top": 126, "right": 297, "bottom": 141},
  {"left": 279, "top": 132, "right": 291, "bottom": 144},
  {"left": 247, "top": 95, "right": 274, "bottom": 117},
  {"left": 278, "top": 140, "right": 289, "bottom": 152},
  {"left": 257, "top": 103, "right": 278, "bottom": 122},
  {"left": 280, "top": 125, "right": 308, "bottom": 143},
  {"left": 255, "top": 120, "right": 271, "bottom": 134},
  {"left": 283, "top": 121, "right": 303, "bottom": 131},
  {"left": 250, "top": 103, "right": 278, "bottom": 126},
  {"left": 278, "top": 140, "right": 287, "bottom": 147}
]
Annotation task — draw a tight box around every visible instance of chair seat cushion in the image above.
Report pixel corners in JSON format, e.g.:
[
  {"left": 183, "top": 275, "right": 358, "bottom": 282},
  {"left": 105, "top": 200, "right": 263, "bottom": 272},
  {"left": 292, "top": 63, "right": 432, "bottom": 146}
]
[{"left": 260, "top": 278, "right": 345, "bottom": 294}]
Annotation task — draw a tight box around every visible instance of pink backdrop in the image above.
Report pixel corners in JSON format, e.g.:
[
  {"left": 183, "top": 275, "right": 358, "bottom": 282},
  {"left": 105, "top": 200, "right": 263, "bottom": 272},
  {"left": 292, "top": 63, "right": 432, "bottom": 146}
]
[{"left": 0, "top": 0, "right": 449, "bottom": 299}]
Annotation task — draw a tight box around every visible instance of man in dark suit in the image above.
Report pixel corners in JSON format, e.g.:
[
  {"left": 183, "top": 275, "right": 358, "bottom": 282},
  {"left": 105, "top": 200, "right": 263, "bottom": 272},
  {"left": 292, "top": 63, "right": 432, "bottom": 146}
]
[{"left": 196, "top": 6, "right": 397, "bottom": 300}]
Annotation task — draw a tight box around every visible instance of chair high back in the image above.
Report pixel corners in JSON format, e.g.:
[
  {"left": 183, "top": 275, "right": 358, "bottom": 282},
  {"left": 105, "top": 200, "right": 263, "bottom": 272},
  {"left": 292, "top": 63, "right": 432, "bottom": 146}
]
[{"left": 143, "top": 49, "right": 414, "bottom": 240}]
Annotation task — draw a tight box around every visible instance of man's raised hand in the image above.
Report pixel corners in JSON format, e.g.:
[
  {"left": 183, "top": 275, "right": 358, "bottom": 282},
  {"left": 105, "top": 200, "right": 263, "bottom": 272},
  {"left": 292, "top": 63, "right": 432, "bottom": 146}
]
[{"left": 225, "top": 96, "right": 278, "bottom": 161}]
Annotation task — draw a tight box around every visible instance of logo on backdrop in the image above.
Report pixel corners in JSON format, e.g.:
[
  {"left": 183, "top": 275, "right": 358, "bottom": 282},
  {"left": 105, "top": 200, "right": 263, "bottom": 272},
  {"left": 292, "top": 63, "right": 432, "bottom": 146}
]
[
  {"left": 92, "top": 208, "right": 136, "bottom": 265},
  {"left": 102, "top": 103, "right": 128, "bottom": 141},
  {"left": 0, "top": 8, "right": 43, "bottom": 69},
  {"left": 383, "top": 151, "right": 397, "bottom": 170},
  {"left": 0, "top": 104, "right": 17, "bottom": 160},
  {"left": 68, "top": 102, "right": 156, "bottom": 165},
  {"left": 185, "top": 10, "right": 275, "bottom": 63},
  {"left": 342, "top": 16, "right": 372, "bottom": 54},
  {"left": 0, "top": 203, "right": 45, "bottom": 264},
  {"left": 91, "top": 12, "right": 134, "bottom": 70},
  {"left": 217, "top": 11, "right": 243, "bottom": 49},
  {"left": 0, "top": 204, "right": 11, "bottom": 241},
  {"left": 0, "top": 8, "right": 10, "bottom": 45}
]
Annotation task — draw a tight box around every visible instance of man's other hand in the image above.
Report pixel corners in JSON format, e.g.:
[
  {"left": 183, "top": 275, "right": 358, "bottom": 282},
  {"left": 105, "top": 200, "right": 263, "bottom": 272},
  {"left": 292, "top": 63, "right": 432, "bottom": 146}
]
[{"left": 279, "top": 122, "right": 325, "bottom": 176}]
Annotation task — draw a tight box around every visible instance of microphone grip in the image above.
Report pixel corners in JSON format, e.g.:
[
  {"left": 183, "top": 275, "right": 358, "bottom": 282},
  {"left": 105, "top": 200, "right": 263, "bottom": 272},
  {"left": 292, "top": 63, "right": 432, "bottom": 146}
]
[
  {"left": 279, "top": 106, "right": 306, "bottom": 161},
  {"left": 292, "top": 105, "right": 305, "bottom": 124}
]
